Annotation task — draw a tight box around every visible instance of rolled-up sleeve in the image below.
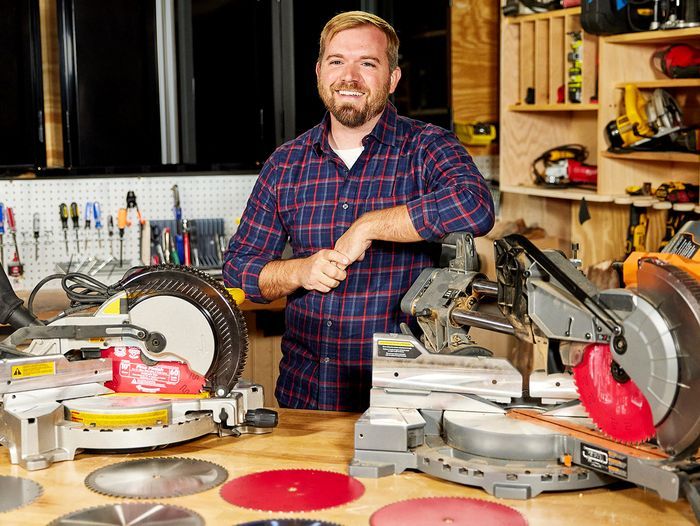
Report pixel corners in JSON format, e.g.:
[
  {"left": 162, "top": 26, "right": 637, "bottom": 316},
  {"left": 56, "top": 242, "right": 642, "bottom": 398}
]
[
  {"left": 223, "top": 160, "right": 287, "bottom": 303},
  {"left": 406, "top": 131, "right": 495, "bottom": 241}
]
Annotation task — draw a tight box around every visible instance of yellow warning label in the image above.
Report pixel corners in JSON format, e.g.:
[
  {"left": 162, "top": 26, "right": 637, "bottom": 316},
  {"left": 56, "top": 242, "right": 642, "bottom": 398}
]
[
  {"left": 69, "top": 409, "right": 170, "bottom": 427},
  {"left": 377, "top": 340, "right": 414, "bottom": 347},
  {"left": 11, "top": 361, "right": 56, "bottom": 379}
]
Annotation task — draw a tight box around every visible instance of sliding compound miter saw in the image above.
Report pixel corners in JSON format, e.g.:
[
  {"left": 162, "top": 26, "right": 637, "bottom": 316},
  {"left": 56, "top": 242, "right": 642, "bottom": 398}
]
[
  {"left": 0, "top": 265, "right": 277, "bottom": 470},
  {"left": 350, "top": 232, "right": 700, "bottom": 516}
]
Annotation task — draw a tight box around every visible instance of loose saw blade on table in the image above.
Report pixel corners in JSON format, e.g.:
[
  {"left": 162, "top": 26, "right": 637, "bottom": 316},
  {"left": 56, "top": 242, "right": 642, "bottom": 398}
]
[{"left": 85, "top": 457, "right": 228, "bottom": 498}]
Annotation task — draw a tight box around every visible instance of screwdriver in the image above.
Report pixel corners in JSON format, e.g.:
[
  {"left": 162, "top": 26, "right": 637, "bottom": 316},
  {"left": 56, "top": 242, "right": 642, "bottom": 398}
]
[
  {"left": 33, "top": 213, "right": 40, "bottom": 260},
  {"left": 117, "top": 208, "right": 130, "bottom": 267},
  {"left": 93, "top": 202, "right": 103, "bottom": 248},
  {"left": 59, "top": 203, "right": 69, "bottom": 253},
  {"left": 126, "top": 191, "right": 145, "bottom": 263},
  {"left": 0, "top": 203, "right": 5, "bottom": 266},
  {"left": 108, "top": 215, "right": 114, "bottom": 256},
  {"left": 84, "top": 202, "right": 93, "bottom": 251},
  {"left": 6, "top": 207, "right": 20, "bottom": 264},
  {"left": 70, "top": 202, "right": 80, "bottom": 253}
]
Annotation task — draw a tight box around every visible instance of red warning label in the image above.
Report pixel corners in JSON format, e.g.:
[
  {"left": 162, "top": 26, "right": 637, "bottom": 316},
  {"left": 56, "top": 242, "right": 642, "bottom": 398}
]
[{"left": 102, "top": 346, "right": 206, "bottom": 394}]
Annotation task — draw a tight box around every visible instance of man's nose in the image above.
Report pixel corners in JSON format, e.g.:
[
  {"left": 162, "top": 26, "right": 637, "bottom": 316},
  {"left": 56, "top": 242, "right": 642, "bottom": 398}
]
[{"left": 340, "top": 63, "right": 360, "bottom": 82}]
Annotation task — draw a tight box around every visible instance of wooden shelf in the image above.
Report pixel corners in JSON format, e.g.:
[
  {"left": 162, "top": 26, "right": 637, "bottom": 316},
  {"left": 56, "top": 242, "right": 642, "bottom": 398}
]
[
  {"left": 614, "top": 79, "right": 700, "bottom": 89},
  {"left": 500, "top": 184, "right": 616, "bottom": 202},
  {"left": 602, "top": 151, "right": 700, "bottom": 163},
  {"left": 505, "top": 7, "right": 580, "bottom": 24},
  {"left": 604, "top": 28, "right": 700, "bottom": 45},
  {"left": 508, "top": 103, "right": 598, "bottom": 112}
]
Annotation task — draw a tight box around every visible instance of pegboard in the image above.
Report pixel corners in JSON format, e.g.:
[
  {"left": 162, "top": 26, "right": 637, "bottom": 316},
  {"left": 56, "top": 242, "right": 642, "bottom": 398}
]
[
  {"left": 0, "top": 173, "right": 258, "bottom": 291},
  {"left": 472, "top": 155, "right": 499, "bottom": 182}
]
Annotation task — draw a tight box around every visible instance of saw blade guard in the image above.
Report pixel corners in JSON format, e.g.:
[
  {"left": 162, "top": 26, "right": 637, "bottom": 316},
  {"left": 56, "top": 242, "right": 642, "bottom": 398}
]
[{"left": 118, "top": 265, "right": 248, "bottom": 396}]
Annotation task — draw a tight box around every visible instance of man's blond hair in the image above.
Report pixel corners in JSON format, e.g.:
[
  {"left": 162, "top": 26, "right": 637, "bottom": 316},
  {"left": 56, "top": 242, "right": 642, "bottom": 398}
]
[{"left": 318, "top": 11, "right": 400, "bottom": 71}]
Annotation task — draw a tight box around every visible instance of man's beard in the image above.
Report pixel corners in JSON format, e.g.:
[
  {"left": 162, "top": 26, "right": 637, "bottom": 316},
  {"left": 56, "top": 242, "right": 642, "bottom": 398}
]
[{"left": 318, "top": 79, "right": 390, "bottom": 128}]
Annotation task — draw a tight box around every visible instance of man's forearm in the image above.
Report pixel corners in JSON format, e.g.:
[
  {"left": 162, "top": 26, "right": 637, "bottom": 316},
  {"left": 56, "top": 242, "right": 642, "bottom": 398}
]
[
  {"left": 258, "top": 259, "right": 302, "bottom": 301},
  {"left": 360, "top": 205, "right": 422, "bottom": 243}
]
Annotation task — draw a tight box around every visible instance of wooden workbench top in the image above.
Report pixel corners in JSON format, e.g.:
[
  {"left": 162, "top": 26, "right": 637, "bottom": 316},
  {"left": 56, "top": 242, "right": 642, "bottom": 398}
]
[{"left": 0, "top": 409, "right": 695, "bottom": 525}]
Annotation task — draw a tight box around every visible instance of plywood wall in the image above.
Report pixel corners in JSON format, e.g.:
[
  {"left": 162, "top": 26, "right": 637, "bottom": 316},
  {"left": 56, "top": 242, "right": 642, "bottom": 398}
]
[{"left": 451, "top": 1, "right": 500, "bottom": 127}]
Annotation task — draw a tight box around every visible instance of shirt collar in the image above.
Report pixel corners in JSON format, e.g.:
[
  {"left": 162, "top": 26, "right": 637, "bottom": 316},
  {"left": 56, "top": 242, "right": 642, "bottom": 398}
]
[{"left": 311, "top": 102, "right": 399, "bottom": 156}]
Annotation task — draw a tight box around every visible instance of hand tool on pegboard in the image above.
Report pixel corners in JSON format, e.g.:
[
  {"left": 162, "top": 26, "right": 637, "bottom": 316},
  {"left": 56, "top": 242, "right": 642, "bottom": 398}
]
[
  {"left": 116, "top": 208, "right": 130, "bottom": 267},
  {"left": 84, "top": 201, "right": 93, "bottom": 251},
  {"left": 32, "top": 213, "right": 40, "bottom": 260},
  {"left": 93, "top": 201, "right": 103, "bottom": 249},
  {"left": 126, "top": 191, "right": 146, "bottom": 263},
  {"left": 70, "top": 202, "right": 80, "bottom": 253},
  {"left": 59, "top": 202, "right": 69, "bottom": 254}
]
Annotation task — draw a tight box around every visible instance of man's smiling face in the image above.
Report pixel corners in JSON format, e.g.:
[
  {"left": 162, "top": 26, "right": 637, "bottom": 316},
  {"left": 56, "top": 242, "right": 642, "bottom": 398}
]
[{"left": 316, "top": 25, "right": 400, "bottom": 128}]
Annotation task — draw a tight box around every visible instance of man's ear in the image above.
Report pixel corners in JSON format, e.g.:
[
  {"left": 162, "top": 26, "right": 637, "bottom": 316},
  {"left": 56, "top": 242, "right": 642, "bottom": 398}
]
[
  {"left": 315, "top": 61, "right": 321, "bottom": 79},
  {"left": 389, "top": 67, "right": 402, "bottom": 95}
]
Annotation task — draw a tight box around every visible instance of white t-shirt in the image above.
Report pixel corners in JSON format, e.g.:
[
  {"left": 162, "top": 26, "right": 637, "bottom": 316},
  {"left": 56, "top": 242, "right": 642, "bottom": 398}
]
[{"left": 331, "top": 146, "right": 364, "bottom": 169}]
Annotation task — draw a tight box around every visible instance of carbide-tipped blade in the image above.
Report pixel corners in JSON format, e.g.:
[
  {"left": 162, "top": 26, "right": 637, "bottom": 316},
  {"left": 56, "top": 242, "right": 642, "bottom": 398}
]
[
  {"left": 0, "top": 476, "right": 43, "bottom": 512},
  {"left": 48, "top": 502, "right": 203, "bottom": 526},
  {"left": 85, "top": 457, "right": 228, "bottom": 498},
  {"left": 573, "top": 343, "right": 655, "bottom": 443}
]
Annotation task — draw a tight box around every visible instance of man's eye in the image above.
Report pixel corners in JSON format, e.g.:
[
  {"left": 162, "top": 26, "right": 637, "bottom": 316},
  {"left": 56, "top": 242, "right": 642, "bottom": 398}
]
[
  {"left": 329, "top": 60, "right": 342, "bottom": 65},
  {"left": 362, "top": 62, "right": 377, "bottom": 68}
]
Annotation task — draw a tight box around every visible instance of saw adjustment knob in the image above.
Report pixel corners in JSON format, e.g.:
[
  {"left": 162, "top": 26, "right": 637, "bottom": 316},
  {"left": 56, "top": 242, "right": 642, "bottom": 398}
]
[{"left": 245, "top": 408, "right": 279, "bottom": 428}]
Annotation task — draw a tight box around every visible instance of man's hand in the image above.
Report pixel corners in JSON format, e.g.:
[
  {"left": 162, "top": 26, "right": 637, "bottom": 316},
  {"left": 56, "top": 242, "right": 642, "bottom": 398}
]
[
  {"left": 258, "top": 249, "right": 349, "bottom": 300},
  {"left": 296, "top": 249, "right": 349, "bottom": 292},
  {"left": 335, "top": 205, "right": 423, "bottom": 265},
  {"left": 334, "top": 221, "right": 372, "bottom": 265}
]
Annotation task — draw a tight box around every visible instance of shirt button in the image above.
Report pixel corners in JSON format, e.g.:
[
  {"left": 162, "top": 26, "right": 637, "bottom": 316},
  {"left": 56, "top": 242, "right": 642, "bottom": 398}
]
[
  {"left": 326, "top": 320, "right": 333, "bottom": 327},
  {"left": 341, "top": 203, "right": 349, "bottom": 210},
  {"left": 323, "top": 357, "right": 330, "bottom": 363}
]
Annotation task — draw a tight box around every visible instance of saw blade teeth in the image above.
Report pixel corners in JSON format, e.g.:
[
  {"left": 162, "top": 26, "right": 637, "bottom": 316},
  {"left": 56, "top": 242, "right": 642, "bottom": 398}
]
[
  {"left": 85, "top": 456, "right": 229, "bottom": 499},
  {"left": 47, "top": 502, "right": 204, "bottom": 526},
  {"left": 121, "top": 264, "right": 249, "bottom": 393},
  {"left": 0, "top": 476, "right": 43, "bottom": 513}
]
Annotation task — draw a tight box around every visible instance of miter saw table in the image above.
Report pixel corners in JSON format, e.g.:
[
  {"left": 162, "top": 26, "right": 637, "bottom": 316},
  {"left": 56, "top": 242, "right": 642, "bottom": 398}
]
[
  {"left": 0, "top": 265, "right": 277, "bottom": 470},
  {"left": 350, "top": 233, "right": 700, "bottom": 519}
]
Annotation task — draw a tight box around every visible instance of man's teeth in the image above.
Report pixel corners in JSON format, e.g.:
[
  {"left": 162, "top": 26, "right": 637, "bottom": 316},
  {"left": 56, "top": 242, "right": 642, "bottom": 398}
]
[{"left": 338, "top": 90, "right": 363, "bottom": 96}]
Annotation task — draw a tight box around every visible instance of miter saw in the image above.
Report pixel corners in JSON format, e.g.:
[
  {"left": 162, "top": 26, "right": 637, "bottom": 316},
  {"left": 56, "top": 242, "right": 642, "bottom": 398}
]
[
  {"left": 0, "top": 265, "right": 277, "bottom": 471},
  {"left": 350, "top": 232, "right": 700, "bottom": 517}
]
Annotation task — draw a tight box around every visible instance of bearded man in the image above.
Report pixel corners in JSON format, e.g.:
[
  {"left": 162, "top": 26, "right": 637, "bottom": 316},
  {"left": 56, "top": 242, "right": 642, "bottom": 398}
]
[{"left": 224, "top": 11, "right": 494, "bottom": 411}]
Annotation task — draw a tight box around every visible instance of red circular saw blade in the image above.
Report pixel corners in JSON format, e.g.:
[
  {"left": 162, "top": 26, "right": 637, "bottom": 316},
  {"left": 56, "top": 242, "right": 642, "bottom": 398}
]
[
  {"left": 370, "top": 497, "right": 527, "bottom": 526},
  {"left": 220, "top": 469, "right": 364, "bottom": 512},
  {"left": 573, "top": 343, "right": 655, "bottom": 443}
]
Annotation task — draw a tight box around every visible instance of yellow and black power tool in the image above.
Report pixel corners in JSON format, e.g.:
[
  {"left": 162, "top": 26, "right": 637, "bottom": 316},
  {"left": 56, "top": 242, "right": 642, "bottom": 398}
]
[{"left": 605, "top": 84, "right": 683, "bottom": 150}]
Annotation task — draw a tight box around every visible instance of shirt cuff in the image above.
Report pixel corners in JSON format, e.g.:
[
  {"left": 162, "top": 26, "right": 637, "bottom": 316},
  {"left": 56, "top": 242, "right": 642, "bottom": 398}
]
[
  {"left": 223, "top": 255, "right": 272, "bottom": 304},
  {"left": 406, "top": 194, "right": 444, "bottom": 241}
]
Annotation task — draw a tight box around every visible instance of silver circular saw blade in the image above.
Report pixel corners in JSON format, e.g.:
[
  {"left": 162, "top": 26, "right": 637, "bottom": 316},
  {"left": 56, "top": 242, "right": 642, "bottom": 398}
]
[
  {"left": 120, "top": 265, "right": 248, "bottom": 395},
  {"left": 85, "top": 457, "right": 228, "bottom": 498},
  {"left": 0, "top": 475, "right": 43, "bottom": 512},
  {"left": 235, "top": 521, "right": 343, "bottom": 526},
  {"left": 48, "top": 502, "right": 203, "bottom": 526},
  {"left": 637, "top": 260, "right": 700, "bottom": 458}
]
